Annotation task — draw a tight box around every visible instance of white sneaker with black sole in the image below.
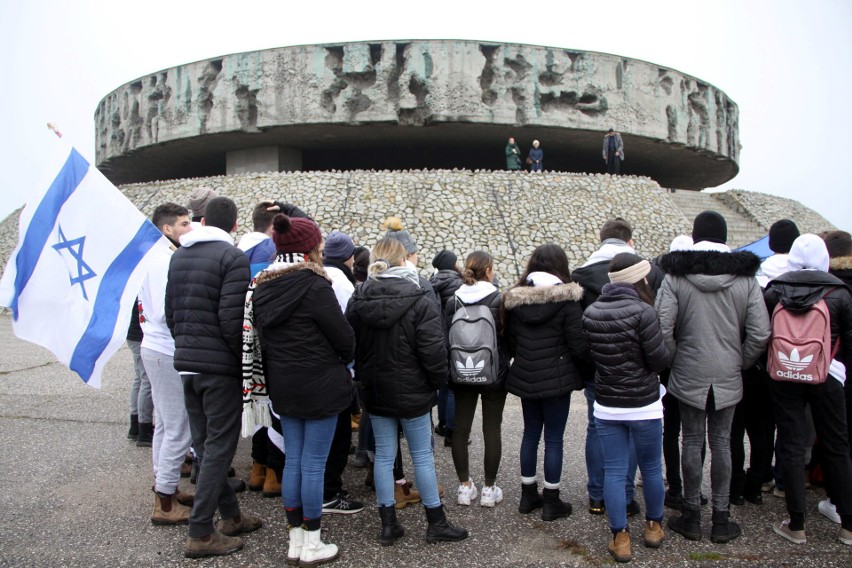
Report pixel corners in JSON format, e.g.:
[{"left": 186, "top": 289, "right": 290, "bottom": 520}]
[
  {"left": 480, "top": 485, "right": 504, "bottom": 508},
  {"left": 322, "top": 491, "right": 364, "bottom": 515},
  {"left": 457, "top": 480, "right": 478, "bottom": 506}
]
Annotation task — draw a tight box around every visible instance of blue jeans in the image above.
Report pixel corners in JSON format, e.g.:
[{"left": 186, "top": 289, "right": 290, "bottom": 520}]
[
  {"left": 280, "top": 415, "right": 337, "bottom": 523},
  {"left": 596, "top": 417, "right": 664, "bottom": 532},
  {"left": 520, "top": 393, "right": 571, "bottom": 485},
  {"left": 585, "top": 383, "right": 637, "bottom": 501},
  {"left": 372, "top": 413, "right": 441, "bottom": 508}
]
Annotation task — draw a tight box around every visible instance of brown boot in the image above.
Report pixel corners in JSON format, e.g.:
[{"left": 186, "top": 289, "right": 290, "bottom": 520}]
[
  {"left": 216, "top": 512, "right": 263, "bottom": 536},
  {"left": 151, "top": 489, "right": 190, "bottom": 525},
  {"left": 608, "top": 529, "right": 632, "bottom": 563},
  {"left": 175, "top": 488, "right": 195, "bottom": 507},
  {"left": 184, "top": 531, "right": 243, "bottom": 559},
  {"left": 249, "top": 461, "right": 267, "bottom": 492},
  {"left": 262, "top": 466, "right": 282, "bottom": 498},
  {"left": 645, "top": 520, "right": 665, "bottom": 548},
  {"left": 394, "top": 482, "right": 422, "bottom": 510}
]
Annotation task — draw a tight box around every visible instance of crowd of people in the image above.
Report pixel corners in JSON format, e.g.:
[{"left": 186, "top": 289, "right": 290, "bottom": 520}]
[{"left": 126, "top": 186, "right": 852, "bottom": 563}]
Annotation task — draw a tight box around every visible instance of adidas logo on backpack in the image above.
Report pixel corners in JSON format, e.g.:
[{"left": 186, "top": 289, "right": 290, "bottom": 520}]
[
  {"left": 767, "top": 289, "right": 840, "bottom": 385},
  {"left": 448, "top": 299, "right": 499, "bottom": 386}
]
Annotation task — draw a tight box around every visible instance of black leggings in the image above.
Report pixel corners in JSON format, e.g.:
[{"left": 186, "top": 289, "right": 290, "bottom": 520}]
[{"left": 451, "top": 389, "right": 508, "bottom": 486}]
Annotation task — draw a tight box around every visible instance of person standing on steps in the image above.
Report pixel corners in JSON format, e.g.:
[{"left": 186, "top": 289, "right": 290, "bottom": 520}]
[
  {"left": 602, "top": 129, "right": 624, "bottom": 175},
  {"left": 502, "top": 244, "right": 590, "bottom": 522},
  {"left": 506, "top": 137, "right": 523, "bottom": 171},
  {"left": 528, "top": 140, "right": 543, "bottom": 173}
]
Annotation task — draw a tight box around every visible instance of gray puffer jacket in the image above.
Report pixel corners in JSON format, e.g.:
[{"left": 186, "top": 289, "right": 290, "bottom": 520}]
[{"left": 655, "top": 250, "right": 770, "bottom": 410}]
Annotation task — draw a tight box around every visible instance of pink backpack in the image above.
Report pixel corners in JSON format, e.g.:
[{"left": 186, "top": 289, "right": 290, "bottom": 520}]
[{"left": 767, "top": 290, "right": 840, "bottom": 384}]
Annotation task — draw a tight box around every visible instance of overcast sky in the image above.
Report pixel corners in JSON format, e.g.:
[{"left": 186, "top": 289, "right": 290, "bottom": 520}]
[{"left": 1, "top": 0, "right": 849, "bottom": 230}]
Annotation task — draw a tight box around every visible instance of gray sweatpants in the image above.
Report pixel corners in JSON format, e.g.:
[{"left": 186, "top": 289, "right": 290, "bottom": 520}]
[{"left": 142, "top": 347, "right": 192, "bottom": 494}]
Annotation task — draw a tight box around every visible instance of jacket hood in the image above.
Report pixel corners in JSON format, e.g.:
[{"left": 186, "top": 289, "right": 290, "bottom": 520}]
[
  {"left": 765, "top": 270, "right": 847, "bottom": 312},
  {"left": 830, "top": 256, "right": 852, "bottom": 272},
  {"left": 431, "top": 270, "right": 462, "bottom": 292},
  {"left": 503, "top": 281, "right": 583, "bottom": 313},
  {"left": 757, "top": 254, "right": 789, "bottom": 287},
  {"left": 253, "top": 263, "right": 330, "bottom": 328},
  {"left": 659, "top": 250, "right": 760, "bottom": 293},
  {"left": 349, "top": 277, "right": 427, "bottom": 329},
  {"left": 237, "top": 231, "right": 271, "bottom": 252},
  {"left": 582, "top": 240, "right": 635, "bottom": 267},
  {"left": 787, "top": 234, "right": 830, "bottom": 272},
  {"left": 454, "top": 281, "right": 499, "bottom": 304},
  {"left": 179, "top": 225, "right": 234, "bottom": 247}
]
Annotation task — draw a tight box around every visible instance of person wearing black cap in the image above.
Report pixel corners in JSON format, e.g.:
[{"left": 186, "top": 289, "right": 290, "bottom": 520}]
[
  {"left": 430, "top": 250, "right": 464, "bottom": 446},
  {"left": 602, "top": 129, "right": 624, "bottom": 175},
  {"left": 756, "top": 220, "right": 801, "bottom": 288},
  {"left": 655, "top": 210, "right": 770, "bottom": 544}
]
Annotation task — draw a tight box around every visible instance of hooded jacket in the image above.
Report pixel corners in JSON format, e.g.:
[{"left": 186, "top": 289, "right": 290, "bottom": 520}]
[
  {"left": 252, "top": 262, "right": 355, "bottom": 419},
  {"left": 444, "top": 281, "right": 509, "bottom": 393},
  {"left": 830, "top": 256, "right": 852, "bottom": 289},
  {"left": 582, "top": 283, "right": 671, "bottom": 408},
  {"left": 763, "top": 270, "right": 852, "bottom": 380},
  {"left": 346, "top": 275, "right": 448, "bottom": 418},
  {"left": 165, "top": 226, "right": 250, "bottom": 376},
  {"left": 502, "top": 281, "right": 589, "bottom": 399},
  {"left": 655, "top": 249, "right": 770, "bottom": 410}
]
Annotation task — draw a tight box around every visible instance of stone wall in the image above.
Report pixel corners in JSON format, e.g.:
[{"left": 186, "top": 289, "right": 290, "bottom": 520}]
[{"left": 715, "top": 190, "right": 836, "bottom": 234}]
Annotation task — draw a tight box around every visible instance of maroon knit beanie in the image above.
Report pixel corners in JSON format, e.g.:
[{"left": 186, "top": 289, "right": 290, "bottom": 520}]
[{"left": 272, "top": 214, "right": 322, "bottom": 254}]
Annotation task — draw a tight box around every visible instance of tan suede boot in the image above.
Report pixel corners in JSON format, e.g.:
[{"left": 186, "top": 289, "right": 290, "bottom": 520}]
[
  {"left": 216, "top": 512, "right": 263, "bottom": 536},
  {"left": 262, "top": 466, "right": 283, "bottom": 498},
  {"left": 608, "top": 530, "right": 632, "bottom": 563},
  {"left": 184, "top": 531, "right": 243, "bottom": 559},
  {"left": 175, "top": 488, "right": 195, "bottom": 507},
  {"left": 394, "top": 482, "right": 421, "bottom": 510},
  {"left": 645, "top": 520, "right": 665, "bottom": 548},
  {"left": 151, "top": 489, "right": 190, "bottom": 525},
  {"left": 249, "top": 461, "right": 267, "bottom": 491}
]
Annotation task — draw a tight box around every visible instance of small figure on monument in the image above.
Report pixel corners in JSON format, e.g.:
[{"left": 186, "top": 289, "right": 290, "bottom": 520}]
[
  {"left": 603, "top": 129, "right": 625, "bottom": 175},
  {"left": 505, "top": 137, "right": 523, "bottom": 171},
  {"left": 528, "top": 140, "right": 543, "bottom": 173}
]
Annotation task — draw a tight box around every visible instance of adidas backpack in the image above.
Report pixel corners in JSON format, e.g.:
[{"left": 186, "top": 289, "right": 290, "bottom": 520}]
[
  {"left": 448, "top": 299, "right": 499, "bottom": 387},
  {"left": 767, "top": 289, "right": 840, "bottom": 384}
]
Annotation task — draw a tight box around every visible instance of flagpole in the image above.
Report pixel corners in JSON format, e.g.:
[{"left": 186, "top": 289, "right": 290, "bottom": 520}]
[{"left": 46, "top": 123, "right": 63, "bottom": 139}]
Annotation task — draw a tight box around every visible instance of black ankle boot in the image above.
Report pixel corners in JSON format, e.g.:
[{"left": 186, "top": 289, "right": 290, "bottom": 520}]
[
  {"left": 541, "top": 488, "right": 572, "bottom": 521},
  {"left": 378, "top": 505, "right": 404, "bottom": 546},
  {"left": 710, "top": 509, "right": 742, "bottom": 543},
  {"left": 136, "top": 422, "right": 153, "bottom": 447},
  {"left": 127, "top": 414, "right": 139, "bottom": 441},
  {"left": 519, "top": 482, "right": 543, "bottom": 514},
  {"left": 668, "top": 505, "right": 701, "bottom": 541},
  {"left": 425, "top": 506, "right": 468, "bottom": 543}
]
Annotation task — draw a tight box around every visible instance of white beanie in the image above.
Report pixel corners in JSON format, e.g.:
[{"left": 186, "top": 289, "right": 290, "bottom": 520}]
[{"left": 787, "top": 234, "right": 829, "bottom": 272}]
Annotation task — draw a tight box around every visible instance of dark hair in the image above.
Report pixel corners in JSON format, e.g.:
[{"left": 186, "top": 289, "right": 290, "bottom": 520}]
[
  {"left": 516, "top": 243, "right": 572, "bottom": 286},
  {"left": 353, "top": 246, "right": 370, "bottom": 283},
  {"left": 151, "top": 202, "right": 189, "bottom": 230},
  {"left": 251, "top": 202, "right": 277, "bottom": 232},
  {"left": 203, "top": 197, "right": 239, "bottom": 232},
  {"left": 608, "top": 253, "right": 655, "bottom": 305},
  {"left": 599, "top": 217, "right": 633, "bottom": 243},
  {"left": 823, "top": 230, "right": 852, "bottom": 258},
  {"left": 463, "top": 251, "right": 493, "bottom": 285}
]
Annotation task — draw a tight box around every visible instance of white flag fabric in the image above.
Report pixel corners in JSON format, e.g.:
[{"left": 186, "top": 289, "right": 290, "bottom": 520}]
[{"left": 0, "top": 142, "right": 168, "bottom": 388}]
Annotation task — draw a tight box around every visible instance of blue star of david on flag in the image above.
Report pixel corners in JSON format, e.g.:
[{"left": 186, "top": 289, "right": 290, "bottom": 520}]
[{"left": 52, "top": 225, "right": 97, "bottom": 300}]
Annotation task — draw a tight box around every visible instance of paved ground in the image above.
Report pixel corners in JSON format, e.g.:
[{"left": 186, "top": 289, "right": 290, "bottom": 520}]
[{"left": 0, "top": 311, "right": 849, "bottom": 567}]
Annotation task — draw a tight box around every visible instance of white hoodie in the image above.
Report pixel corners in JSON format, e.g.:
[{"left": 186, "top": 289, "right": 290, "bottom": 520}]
[{"left": 139, "top": 243, "right": 177, "bottom": 356}]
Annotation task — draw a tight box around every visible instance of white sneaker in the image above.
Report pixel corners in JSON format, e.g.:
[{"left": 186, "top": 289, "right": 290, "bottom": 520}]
[
  {"left": 818, "top": 499, "right": 841, "bottom": 524},
  {"left": 480, "top": 485, "right": 504, "bottom": 508},
  {"left": 457, "top": 480, "right": 478, "bottom": 506}
]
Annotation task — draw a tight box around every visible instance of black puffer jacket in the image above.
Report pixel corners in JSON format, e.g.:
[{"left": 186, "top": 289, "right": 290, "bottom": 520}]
[
  {"left": 166, "top": 230, "right": 250, "bottom": 376},
  {"left": 502, "top": 282, "right": 589, "bottom": 399},
  {"left": 252, "top": 263, "right": 355, "bottom": 420},
  {"left": 764, "top": 270, "right": 852, "bottom": 375},
  {"left": 431, "top": 270, "right": 463, "bottom": 312},
  {"left": 346, "top": 275, "right": 448, "bottom": 418},
  {"left": 444, "top": 282, "right": 509, "bottom": 393},
  {"left": 582, "top": 283, "right": 671, "bottom": 408}
]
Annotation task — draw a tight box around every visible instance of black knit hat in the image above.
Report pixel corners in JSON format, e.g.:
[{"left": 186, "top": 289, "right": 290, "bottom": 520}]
[
  {"left": 692, "top": 211, "right": 727, "bottom": 244},
  {"left": 768, "top": 219, "right": 800, "bottom": 254},
  {"left": 431, "top": 250, "right": 458, "bottom": 271}
]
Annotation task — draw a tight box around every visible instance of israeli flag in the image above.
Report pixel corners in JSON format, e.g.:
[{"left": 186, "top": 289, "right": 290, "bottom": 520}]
[{"left": 0, "top": 142, "right": 168, "bottom": 388}]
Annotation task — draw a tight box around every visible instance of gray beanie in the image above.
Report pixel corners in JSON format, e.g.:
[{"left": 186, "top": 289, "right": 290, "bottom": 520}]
[{"left": 382, "top": 217, "right": 418, "bottom": 254}]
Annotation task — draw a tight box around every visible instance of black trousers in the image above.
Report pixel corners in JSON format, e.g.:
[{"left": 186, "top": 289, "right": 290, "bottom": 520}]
[
  {"left": 771, "top": 378, "right": 852, "bottom": 522},
  {"left": 731, "top": 366, "right": 776, "bottom": 497},
  {"left": 606, "top": 154, "right": 622, "bottom": 174}
]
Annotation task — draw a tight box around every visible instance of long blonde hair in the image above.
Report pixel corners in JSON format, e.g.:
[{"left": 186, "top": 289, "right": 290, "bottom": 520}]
[{"left": 368, "top": 238, "right": 407, "bottom": 277}]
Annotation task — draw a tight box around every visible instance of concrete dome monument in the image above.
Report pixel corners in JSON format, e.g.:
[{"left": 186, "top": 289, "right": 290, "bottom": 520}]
[{"left": 95, "top": 40, "right": 739, "bottom": 189}]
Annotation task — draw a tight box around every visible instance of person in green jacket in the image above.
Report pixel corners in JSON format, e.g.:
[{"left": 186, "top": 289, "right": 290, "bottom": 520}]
[{"left": 505, "top": 137, "right": 523, "bottom": 170}]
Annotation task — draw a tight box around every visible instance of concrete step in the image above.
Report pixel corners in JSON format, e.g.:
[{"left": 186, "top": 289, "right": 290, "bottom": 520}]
[{"left": 665, "top": 190, "right": 767, "bottom": 248}]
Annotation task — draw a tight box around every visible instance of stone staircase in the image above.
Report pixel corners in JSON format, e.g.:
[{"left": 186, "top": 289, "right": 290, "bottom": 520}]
[{"left": 666, "top": 190, "right": 767, "bottom": 248}]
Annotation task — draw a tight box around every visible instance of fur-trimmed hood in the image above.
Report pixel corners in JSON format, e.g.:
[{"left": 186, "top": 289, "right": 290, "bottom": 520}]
[
  {"left": 830, "top": 256, "right": 852, "bottom": 272},
  {"left": 658, "top": 250, "right": 761, "bottom": 294},
  {"left": 254, "top": 261, "right": 330, "bottom": 286},
  {"left": 503, "top": 282, "right": 584, "bottom": 310},
  {"left": 252, "top": 261, "right": 333, "bottom": 330}
]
